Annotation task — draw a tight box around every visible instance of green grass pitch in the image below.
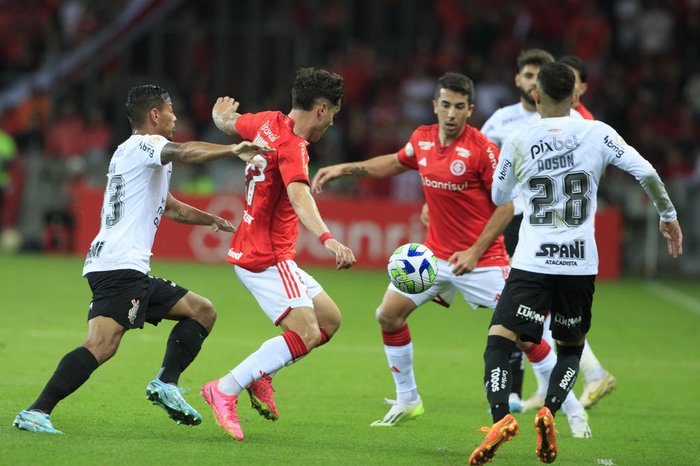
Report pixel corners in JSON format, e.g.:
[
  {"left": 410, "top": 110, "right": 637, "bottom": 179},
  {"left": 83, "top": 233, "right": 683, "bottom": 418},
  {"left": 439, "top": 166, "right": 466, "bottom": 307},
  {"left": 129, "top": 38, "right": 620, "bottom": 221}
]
[{"left": 1, "top": 254, "right": 699, "bottom": 465}]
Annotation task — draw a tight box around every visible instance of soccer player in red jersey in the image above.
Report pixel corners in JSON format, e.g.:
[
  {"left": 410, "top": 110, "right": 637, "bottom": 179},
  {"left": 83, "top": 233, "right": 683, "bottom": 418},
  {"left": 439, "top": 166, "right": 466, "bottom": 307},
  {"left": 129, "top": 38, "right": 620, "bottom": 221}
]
[
  {"left": 558, "top": 55, "right": 594, "bottom": 121},
  {"left": 200, "top": 67, "right": 356, "bottom": 440},
  {"left": 312, "top": 72, "right": 560, "bottom": 428}
]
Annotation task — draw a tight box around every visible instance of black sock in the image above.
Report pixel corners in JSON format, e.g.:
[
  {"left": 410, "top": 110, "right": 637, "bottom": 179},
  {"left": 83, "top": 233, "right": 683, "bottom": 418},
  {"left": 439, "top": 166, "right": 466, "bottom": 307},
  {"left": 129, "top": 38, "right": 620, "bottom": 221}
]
[
  {"left": 29, "top": 346, "right": 99, "bottom": 414},
  {"left": 158, "top": 320, "right": 209, "bottom": 385},
  {"left": 509, "top": 350, "right": 525, "bottom": 399},
  {"left": 483, "top": 335, "right": 517, "bottom": 423},
  {"left": 545, "top": 344, "right": 584, "bottom": 415}
]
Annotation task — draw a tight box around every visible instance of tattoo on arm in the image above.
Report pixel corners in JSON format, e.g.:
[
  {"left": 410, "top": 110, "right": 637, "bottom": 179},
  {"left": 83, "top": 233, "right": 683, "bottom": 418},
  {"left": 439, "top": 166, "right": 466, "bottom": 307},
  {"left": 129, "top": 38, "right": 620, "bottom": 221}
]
[
  {"left": 349, "top": 166, "right": 369, "bottom": 176},
  {"left": 160, "top": 142, "right": 180, "bottom": 165},
  {"left": 171, "top": 205, "right": 192, "bottom": 223},
  {"left": 214, "top": 113, "right": 238, "bottom": 135}
]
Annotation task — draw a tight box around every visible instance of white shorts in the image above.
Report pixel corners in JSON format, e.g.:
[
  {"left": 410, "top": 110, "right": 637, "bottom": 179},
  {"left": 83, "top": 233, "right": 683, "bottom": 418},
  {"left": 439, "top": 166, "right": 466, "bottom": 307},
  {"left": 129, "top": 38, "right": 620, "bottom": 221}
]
[
  {"left": 388, "top": 257, "right": 509, "bottom": 310},
  {"left": 235, "top": 260, "right": 323, "bottom": 325}
]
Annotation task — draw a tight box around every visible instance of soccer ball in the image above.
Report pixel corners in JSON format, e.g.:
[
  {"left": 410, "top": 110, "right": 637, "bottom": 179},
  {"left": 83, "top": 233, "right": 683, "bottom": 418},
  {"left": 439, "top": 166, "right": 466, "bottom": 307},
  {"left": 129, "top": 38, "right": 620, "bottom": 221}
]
[{"left": 387, "top": 243, "right": 438, "bottom": 294}]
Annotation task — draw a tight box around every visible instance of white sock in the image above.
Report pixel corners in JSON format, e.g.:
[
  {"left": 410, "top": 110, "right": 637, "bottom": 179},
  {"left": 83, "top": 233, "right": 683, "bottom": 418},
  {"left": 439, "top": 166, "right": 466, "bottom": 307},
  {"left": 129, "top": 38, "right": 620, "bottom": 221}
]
[
  {"left": 561, "top": 390, "right": 585, "bottom": 417},
  {"left": 384, "top": 343, "right": 419, "bottom": 403},
  {"left": 218, "top": 335, "right": 293, "bottom": 395},
  {"left": 580, "top": 340, "right": 606, "bottom": 382},
  {"left": 530, "top": 350, "right": 556, "bottom": 399}
]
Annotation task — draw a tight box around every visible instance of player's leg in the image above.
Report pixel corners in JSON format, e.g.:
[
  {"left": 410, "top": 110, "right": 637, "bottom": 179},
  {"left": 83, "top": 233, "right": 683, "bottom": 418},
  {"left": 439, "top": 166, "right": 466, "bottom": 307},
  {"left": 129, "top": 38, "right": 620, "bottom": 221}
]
[
  {"left": 146, "top": 282, "right": 213, "bottom": 426},
  {"left": 14, "top": 316, "right": 124, "bottom": 434},
  {"left": 370, "top": 288, "right": 425, "bottom": 426},
  {"left": 578, "top": 339, "right": 616, "bottom": 408}
]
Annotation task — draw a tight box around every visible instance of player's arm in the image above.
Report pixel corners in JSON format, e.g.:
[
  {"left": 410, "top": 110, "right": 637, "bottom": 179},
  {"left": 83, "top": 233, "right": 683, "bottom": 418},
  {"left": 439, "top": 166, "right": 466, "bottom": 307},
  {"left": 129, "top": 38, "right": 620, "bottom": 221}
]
[
  {"left": 164, "top": 192, "right": 235, "bottom": 233},
  {"left": 211, "top": 96, "right": 241, "bottom": 136},
  {"left": 160, "top": 141, "right": 271, "bottom": 166},
  {"left": 311, "top": 153, "right": 408, "bottom": 193},
  {"left": 287, "top": 181, "right": 356, "bottom": 269},
  {"left": 448, "top": 201, "right": 514, "bottom": 275},
  {"left": 491, "top": 141, "right": 518, "bottom": 206}
]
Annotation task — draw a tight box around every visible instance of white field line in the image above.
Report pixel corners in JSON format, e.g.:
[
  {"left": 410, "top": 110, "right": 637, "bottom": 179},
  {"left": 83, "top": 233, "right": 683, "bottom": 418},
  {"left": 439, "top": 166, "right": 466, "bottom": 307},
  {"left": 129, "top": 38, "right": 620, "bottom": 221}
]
[{"left": 645, "top": 281, "right": 700, "bottom": 317}]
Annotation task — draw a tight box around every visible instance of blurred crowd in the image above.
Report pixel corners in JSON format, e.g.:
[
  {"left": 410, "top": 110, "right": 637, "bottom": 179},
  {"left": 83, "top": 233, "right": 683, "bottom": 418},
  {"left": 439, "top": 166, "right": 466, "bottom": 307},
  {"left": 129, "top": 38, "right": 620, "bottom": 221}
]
[{"left": 0, "top": 0, "right": 698, "bottom": 272}]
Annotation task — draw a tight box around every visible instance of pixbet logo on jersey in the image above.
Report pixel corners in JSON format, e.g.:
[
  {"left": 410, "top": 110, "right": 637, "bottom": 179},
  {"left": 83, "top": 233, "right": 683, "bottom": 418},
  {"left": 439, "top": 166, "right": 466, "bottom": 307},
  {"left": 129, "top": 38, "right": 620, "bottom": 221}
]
[{"left": 529, "top": 135, "right": 580, "bottom": 159}]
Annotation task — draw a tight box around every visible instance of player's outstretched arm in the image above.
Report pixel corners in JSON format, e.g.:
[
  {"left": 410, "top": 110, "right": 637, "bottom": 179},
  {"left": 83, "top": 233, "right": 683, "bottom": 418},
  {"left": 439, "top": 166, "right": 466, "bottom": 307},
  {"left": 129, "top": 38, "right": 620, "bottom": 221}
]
[
  {"left": 287, "top": 182, "right": 356, "bottom": 269},
  {"left": 164, "top": 192, "right": 235, "bottom": 232},
  {"left": 212, "top": 96, "right": 241, "bottom": 136},
  {"left": 311, "top": 153, "right": 407, "bottom": 193},
  {"left": 660, "top": 220, "right": 683, "bottom": 258},
  {"left": 160, "top": 141, "right": 272, "bottom": 165}
]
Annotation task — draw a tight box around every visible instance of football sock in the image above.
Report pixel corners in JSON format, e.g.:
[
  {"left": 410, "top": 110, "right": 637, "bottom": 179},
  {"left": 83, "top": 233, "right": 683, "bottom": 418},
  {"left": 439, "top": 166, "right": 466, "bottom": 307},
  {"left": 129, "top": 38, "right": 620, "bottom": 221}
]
[
  {"left": 484, "top": 335, "right": 516, "bottom": 423},
  {"left": 158, "top": 319, "right": 209, "bottom": 385},
  {"left": 382, "top": 325, "right": 418, "bottom": 403},
  {"left": 219, "top": 332, "right": 307, "bottom": 396},
  {"left": 508, "top": 350, "right": 525, "bottom": 398},
  {"left": 580, "top": 339, "right": 606, "bottom": 381},
  {"left": 29, "top": 346, "right": 98, "bottom": 414},
  {"left": 545, "top": 344, "right": 584, "bottom": 415},
  {"left": 319, "top": 328, "right": 331, "bottom": 346},
  {"left": 524, "top": 340, "right": 556, "bottom": 398}
]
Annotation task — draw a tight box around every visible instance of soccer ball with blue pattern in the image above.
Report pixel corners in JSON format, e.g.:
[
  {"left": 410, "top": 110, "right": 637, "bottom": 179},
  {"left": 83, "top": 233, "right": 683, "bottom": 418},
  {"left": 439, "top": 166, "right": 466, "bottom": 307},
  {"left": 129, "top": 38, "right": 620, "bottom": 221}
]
[{"left": 387, "top": 243, "right": 438, "bottom": 294}]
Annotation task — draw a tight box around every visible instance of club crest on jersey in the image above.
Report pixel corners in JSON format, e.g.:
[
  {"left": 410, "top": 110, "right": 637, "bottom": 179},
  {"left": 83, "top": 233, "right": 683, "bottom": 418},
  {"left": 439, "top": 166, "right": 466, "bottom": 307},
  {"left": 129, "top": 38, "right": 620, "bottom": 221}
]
[
  {"left": 450, "top": 159, "right": 466, "bottom": 176},
  {"left": 456, "top": 147, "right": 471, "bottom": 158},
  {"left": 128, "top": 299, "right": 140, "bottom": 325}
]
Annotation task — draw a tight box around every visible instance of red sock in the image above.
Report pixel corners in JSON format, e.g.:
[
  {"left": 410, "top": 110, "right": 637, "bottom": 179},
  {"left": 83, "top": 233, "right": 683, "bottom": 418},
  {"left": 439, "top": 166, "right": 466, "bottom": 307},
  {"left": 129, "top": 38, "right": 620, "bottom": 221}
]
[
  {"left": 319, "top": 328, "right": 330, "bottom": 345},
  {"left": 524, "top": 340, "right": 551, "bottom": 363},
  {"left": 281, "top": 331, "right": 308, "bottom": 360},
  {"left": 382, "top": 324, "right": 411, "bottom": 346}
]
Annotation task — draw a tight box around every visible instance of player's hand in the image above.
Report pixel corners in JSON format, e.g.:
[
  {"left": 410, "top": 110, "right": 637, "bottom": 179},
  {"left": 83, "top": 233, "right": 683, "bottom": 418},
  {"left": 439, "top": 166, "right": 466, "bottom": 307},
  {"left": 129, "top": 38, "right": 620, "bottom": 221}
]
[
  {"left": 212, "top": 97, "right": 240, "bottom": 135},
  {"left": 660, "top": 219, "right": 683, "bottom": 258},
  {"left": 232, "top": 141, "right": 273, "bottom": 167},
  {"left": 323, "top": 238, "right": 356, "bottom": 269},
  {"left": 311, "top": 165, "right": 344, "bottom": 193},
  {"left": 420, "top": 203, "right": 429, "bottom": 227},
  {"left": 211, "top": 216, "right": 235, "bottom": 233},
  {"left": 448, "top": 248, "right": 480, "bottom": 275}
]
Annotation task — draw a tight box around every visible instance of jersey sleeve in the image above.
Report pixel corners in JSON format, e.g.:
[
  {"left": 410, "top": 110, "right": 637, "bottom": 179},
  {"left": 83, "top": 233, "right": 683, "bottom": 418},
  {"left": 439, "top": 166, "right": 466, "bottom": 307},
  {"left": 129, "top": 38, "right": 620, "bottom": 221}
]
[
  {"left": 480, "top": 110, "right": 502, "bottom": 147},
  {"left": 233, "top": 113, "right": 259, "bottom": 141},
  {"left": 140, "top": 135, "right": 169, "bottom": 169},
  {"left": 396, "top": 132, "right": 418, "bottom": 170},
  {"left": 598, "top": 123, "right": 677, "bottom": 222},
  {"left": 475, "top": 139, "right": 500, "bottom": 192},
  {"left": 278, "top": 141, "right": 310, "bottom": 186},
  {"left": 491, "top": 137, "right": 519, "bottom": 206}
]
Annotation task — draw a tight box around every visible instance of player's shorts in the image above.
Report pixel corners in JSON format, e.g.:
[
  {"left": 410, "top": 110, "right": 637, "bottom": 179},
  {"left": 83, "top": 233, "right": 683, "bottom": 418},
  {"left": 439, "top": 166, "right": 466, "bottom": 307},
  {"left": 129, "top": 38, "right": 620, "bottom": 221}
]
[
  {"left": 85, "top": 270, "right": 189, "bottom": 329},
  {"left": 388, "top": 257, "right": 510, "bottom": 310},
  {"left": 235, "top": 260, "right": 323, "bottom": 325},
  {"left": 490, "top": 268, "right": 595, "bottom": 343},
  {"left": 503, "top": 214, "right": 523, "bottom": 257}
]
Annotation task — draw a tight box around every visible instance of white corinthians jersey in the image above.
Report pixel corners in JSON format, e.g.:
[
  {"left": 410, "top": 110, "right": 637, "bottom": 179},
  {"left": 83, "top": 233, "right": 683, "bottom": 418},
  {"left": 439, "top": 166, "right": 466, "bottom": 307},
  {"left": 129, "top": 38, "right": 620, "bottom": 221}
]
[
  {"left": 481, "top": 103, "right": 581, "bottom": 214},
  {"left": 492, "top": 116, "right": 677, "bottom": 275},
  {"left": 83, "top": 134, "right": 171, "bottom": 275}
]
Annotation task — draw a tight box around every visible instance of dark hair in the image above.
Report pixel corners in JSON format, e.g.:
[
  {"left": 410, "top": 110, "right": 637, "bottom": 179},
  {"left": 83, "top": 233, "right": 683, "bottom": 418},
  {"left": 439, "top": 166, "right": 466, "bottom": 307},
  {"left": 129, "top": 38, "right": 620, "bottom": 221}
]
[
  {"left": 537, "top": 62, "right": 575, "bottom": 102},
  {"left": 516, "top": 49, "right": 555, "bottom": 71},
  {"left": 291, "top": 67, "right": 344, "bottom": 110},
  {"left": 558, "top": 55, "right": 587, "bottom": 83},
  {"left": 126, "top": 85, "right": 170, "bottom": 126},
  {"left": 435, "top": 72, "right": 474, "bottom": 104}
]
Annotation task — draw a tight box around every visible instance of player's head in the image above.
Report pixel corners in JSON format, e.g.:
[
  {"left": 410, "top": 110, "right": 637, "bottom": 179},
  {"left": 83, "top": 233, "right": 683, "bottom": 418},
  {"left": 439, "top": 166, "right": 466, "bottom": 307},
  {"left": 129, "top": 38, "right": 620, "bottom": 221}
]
[
  {"left": 558, "top": 55, "right": 588, "bottom": 106},
  {"left": 533, "top": 62, "right": 575, "bottom": 111},
  {"left": 515, "top": 49, "right": 555, "bottom": 107},
  {"left": 126, "top": 85, "right": 176, "bottom": 139},
  {"left": 291, "top": 67, "right": 344, "bottom": 142},
  {"left": 433, "top": 72, "right": 475, "bottom": 139}
]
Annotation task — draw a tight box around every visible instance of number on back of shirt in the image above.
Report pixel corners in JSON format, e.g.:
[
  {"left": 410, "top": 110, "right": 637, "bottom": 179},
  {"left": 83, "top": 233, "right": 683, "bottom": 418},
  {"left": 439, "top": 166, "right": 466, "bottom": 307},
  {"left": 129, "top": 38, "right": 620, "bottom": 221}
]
[
  {"left": 528, "top": 171, "right": 591, "bottom": 227},
  {"left": 105, "top": 175, "right": 125, "bottom": 228}
]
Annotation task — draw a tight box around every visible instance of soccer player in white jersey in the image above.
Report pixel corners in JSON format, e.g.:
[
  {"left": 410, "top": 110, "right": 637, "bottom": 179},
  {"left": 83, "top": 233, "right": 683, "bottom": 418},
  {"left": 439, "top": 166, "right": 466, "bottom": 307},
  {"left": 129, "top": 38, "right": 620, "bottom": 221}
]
[
  {"left": 468, "top": 62, "right": 682, "bottom": 465},
  {"left": 312, "top": 73, "right": 579, "bottom": 433},
  {"left": 13, "top": 85, "right": 271, "bottom": 434},
  {"left": 482, "top": 49, "right": 615, "bottom": 417}
]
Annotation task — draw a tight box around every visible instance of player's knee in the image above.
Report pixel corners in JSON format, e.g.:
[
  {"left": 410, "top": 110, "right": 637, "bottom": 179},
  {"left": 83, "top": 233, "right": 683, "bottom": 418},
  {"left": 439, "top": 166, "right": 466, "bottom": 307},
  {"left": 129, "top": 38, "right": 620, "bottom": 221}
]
[
  {"left": 83, "top": 336, "right": 120, "bottom": 364},
  {"left": 194, "top": 297, "right": 216, "bottom": 331},
  {"left": 375, "top": 306, "right": 404, "bottom": 331},
  {"left": 297, "top": 323, "right": 322, "bottom": 349}
]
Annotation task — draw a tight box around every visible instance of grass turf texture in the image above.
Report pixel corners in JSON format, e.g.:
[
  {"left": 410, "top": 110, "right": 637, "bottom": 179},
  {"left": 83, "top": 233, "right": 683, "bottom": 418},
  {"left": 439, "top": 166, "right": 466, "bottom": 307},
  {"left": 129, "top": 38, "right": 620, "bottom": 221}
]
[{"left": 1, "top": 254, "right": 699, "bottom": 465}]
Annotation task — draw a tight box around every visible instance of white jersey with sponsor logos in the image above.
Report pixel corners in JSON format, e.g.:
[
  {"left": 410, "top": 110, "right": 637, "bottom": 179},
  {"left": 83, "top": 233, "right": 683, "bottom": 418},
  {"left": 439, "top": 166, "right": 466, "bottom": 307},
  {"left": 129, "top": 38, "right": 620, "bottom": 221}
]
[
  {"left": 82, "top": 134, "right": 171, "bottom": 275},
  {"left": 482, "top": 103, "right": 582, "bottom": 214},
  {"left": 492, "top": 116, "right": 677, "bottom": 275}
]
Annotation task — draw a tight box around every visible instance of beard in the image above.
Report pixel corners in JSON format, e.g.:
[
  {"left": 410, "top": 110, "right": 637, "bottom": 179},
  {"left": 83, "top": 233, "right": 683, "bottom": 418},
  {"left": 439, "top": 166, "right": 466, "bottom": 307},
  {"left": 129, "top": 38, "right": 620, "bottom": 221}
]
[{"left": 518, "top": 87, "right": 535, "bottom": 106}]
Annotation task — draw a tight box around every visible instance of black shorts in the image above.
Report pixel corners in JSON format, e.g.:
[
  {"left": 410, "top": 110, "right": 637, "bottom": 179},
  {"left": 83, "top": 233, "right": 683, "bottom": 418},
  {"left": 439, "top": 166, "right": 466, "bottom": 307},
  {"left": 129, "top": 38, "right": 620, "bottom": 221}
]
[
  {"left": 85, "top": 270, "right": 188, "bottom": 329},
  {"left": 490, "top": 268, "right": 595, "bottom": 343},
  {"left": 503, "top": 214, "right": 523, "bottom": 257}
]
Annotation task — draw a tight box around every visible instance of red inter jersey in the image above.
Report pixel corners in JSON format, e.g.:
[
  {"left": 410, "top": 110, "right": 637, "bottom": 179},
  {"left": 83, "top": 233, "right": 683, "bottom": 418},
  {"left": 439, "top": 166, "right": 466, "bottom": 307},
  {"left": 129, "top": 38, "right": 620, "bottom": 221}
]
[
  {"left": 397, "top": 124, "right": 508, "bottom": 267},
  {"left": 227, "top": 111, "right": 310, "bottom": 272}
]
